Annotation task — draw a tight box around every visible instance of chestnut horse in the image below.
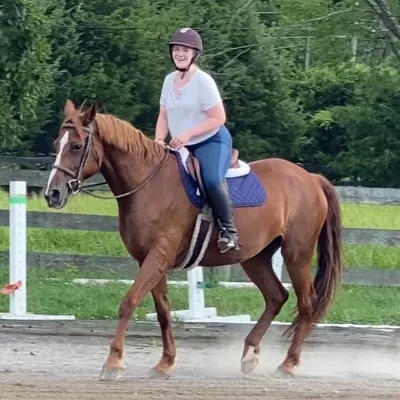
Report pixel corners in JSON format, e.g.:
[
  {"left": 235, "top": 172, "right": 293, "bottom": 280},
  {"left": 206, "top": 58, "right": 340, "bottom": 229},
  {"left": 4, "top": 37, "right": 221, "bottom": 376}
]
[{"left": 44, "top": 99, "right": 343, "bottom": 380}]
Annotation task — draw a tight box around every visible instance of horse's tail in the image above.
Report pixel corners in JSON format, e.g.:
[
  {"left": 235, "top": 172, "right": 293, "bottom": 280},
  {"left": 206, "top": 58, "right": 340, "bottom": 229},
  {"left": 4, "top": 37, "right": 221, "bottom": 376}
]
[
  {"left": 312, "top": 174, "right": 344, "bottom": 324},
  {"left": 283, "top": 174, "right": 343, "bottom": 338}
]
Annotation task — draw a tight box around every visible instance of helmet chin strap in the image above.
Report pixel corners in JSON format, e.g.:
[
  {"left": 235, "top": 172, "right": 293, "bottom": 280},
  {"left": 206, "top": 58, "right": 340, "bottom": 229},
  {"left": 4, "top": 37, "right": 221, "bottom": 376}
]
[{"left": 176, "top": 59, "right": 195, "bottom": 79}]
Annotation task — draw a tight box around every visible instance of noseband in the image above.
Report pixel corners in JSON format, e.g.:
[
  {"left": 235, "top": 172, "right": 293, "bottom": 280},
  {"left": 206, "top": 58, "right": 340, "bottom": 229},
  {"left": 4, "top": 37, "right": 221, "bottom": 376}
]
[{"left": 51, "top": 122, "right": 170, "bottom": 200}]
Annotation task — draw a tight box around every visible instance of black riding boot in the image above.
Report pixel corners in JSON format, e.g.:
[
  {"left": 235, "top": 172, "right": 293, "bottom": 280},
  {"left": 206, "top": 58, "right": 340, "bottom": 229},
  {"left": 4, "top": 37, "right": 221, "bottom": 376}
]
[{"left": 206, "top": 181, "right": 240, "bottom": 253}]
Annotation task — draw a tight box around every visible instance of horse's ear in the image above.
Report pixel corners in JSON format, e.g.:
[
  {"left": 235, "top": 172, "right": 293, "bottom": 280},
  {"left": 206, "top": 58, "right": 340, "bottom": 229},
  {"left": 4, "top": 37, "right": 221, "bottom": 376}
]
[
  {"left": 82, "top": 102, "right": 97, "bottom": 126},
  {"left": 64, "top": 99, "right": 75, "bottom": 117}
]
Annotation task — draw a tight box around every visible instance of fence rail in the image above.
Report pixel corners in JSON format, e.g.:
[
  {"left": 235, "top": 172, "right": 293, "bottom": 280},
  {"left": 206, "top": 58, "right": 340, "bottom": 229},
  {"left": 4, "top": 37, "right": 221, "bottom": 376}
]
[
  {"left": 2, "top": 165, "right": 400, "bottom": 203},
  {"left": 0, "top": 155, "right": 54, "bottom": 166},
  {"left": 0, "top": 170, "right": 109, "bottom": 191},
  {"left": 0, "top": 210, "right": 398, "bottom": 247},
  {"left": 0, "top": 250, "right": 398, "bottom": 287}
]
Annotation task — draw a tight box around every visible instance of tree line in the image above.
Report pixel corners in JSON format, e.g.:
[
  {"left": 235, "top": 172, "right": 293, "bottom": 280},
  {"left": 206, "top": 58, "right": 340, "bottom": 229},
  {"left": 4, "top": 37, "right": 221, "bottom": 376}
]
[{"left": 1, "top": 0, "right": 400, "bottom": 187}]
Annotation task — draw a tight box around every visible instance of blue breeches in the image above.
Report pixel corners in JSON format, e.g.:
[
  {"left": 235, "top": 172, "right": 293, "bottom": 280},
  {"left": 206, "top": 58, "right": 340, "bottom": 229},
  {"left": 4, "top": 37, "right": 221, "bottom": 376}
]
[
  {"left": 186, "top": 125, "right": 232, "bottom": 191},
  {"left": 186, "top": 125, "right": 240, "bottom": 252}
]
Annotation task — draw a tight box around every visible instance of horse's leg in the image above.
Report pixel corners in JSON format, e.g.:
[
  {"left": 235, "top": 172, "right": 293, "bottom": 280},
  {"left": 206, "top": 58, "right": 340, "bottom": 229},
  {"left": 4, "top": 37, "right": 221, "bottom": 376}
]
[
  {"left": 239, "top": 241, "right": 289, "bottom": 375},
  {"left": 275, "top": 243, "right": 317, "bottom": 377},
  {"left": 99, "top": 249, "right": 172, "bottom": 380},
  {"left": 276, "top": 175, "right": 342, "bottom": 377},
  {"left": 151, "top": 274, "right": 176, "bottom": 376}
]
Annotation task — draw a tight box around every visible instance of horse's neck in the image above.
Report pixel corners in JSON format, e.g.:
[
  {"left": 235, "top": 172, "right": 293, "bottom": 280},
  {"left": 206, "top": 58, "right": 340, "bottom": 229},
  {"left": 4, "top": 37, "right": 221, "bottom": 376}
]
[{"left": 100, "top": 143, "right": 166, "bottom": 199}]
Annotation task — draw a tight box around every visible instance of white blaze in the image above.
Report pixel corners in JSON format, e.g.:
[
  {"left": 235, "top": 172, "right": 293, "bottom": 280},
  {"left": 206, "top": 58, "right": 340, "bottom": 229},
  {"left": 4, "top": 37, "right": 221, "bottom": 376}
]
[{"left": 44, "top": 131, "right": 70, "bottom": 195}]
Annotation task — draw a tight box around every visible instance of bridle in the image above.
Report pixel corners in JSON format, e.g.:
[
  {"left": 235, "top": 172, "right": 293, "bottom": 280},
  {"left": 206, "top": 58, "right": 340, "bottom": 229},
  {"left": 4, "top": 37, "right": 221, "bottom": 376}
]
[
  {"left": 52, "top": 123, "right": 96, "bottom": 195},
  {"left": 51, "top": 122, "right": 170, "bottom": 200}
]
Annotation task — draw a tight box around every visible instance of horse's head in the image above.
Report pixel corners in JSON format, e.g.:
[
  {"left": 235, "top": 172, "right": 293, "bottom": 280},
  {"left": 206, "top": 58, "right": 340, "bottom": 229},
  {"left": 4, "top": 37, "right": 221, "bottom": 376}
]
[{"left": 44, "top": 99, "right": 103, "bottom": 208}]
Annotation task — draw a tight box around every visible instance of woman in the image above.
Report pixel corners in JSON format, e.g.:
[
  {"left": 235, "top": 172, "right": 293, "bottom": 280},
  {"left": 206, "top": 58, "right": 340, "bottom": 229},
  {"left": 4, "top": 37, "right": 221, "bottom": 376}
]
[{"left": 154, "top": 27, "right": 240, "bottom": 254}]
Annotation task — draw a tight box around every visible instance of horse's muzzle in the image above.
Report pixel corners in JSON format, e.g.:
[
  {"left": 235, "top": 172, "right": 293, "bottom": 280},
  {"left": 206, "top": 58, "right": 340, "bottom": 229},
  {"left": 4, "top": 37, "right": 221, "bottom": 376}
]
[{"left": 44, "top": 185, "right": 69, "bottom": 209}]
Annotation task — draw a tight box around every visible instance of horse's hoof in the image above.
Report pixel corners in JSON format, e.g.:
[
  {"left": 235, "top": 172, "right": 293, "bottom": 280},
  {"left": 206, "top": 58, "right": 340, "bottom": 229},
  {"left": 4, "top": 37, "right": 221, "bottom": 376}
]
[
  {"left": 99, "top": 365, "right": 123, "bottom": 381},
  {"left": 273, "top": 365, "right": 295, "bottom": 378},
  {"left": 241, "top": 354, "right": 259, "bottom": 375},
  {"left": 151, "top": 367, "right": 171, "bottom": 380},
  {"left": 151, "top": 360, "right": 176, "bottom": 379}
]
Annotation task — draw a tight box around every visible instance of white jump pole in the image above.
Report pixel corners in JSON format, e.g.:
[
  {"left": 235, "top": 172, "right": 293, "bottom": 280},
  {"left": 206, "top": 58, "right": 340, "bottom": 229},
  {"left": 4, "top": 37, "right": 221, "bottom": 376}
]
[
  {"left": 186, "top": 266, "right": 216, "bottom": 320},
  {"left": 272, "top": 247, "right": 284, "bottom": 281},
  {"left": 146, "top": 265, "right": 251, "bottom": 323},
  {"left": 149, "top": 266, "right": 219, "bottom": 321},
  {"left": 0, "top": 181, "right": 75, "bottom": 320},
  {"left": 146, "top": 247, "right": 287, "bottom": 323},
  {"left": 163, "top": 247, "right": 286, "bottom": 322}
]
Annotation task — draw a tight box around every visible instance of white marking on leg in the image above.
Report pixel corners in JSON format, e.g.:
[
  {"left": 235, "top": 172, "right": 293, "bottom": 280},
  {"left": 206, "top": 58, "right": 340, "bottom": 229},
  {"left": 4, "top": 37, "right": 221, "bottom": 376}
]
[{"left": 44, "top": 131, "right": 70, "bottom": 195}]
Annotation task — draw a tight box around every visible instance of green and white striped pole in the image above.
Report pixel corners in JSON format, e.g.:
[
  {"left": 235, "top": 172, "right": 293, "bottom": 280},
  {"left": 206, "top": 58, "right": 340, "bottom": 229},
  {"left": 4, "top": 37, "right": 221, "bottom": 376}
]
[
  {"left": 0, "top": 181, "right": 75, "bottom": 320},
  {"left": 9, "top": 181, "right": 27, "bottom": 316}
]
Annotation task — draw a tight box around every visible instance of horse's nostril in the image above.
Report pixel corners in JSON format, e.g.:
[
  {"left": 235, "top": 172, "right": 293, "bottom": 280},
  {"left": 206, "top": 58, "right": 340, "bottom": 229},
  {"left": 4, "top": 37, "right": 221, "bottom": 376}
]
[
  {"left": 47, "top": 189, "right": 60, "bottom": 206},
  {"left": 44, "top": 186, "right": 68, "bottom": 208},
  {"left": 52, "top": 189, "right": 60, "bottom": 201}
]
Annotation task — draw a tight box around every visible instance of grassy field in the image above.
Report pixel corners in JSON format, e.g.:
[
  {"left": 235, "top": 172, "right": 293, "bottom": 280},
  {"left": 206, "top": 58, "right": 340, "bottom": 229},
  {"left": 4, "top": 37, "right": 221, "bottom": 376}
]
[
  {"left": 0, "top": 189, "right": 399, "bottom": 325},
  {"left": 0, "top": 267, "right": 399, "bottom": 325}
]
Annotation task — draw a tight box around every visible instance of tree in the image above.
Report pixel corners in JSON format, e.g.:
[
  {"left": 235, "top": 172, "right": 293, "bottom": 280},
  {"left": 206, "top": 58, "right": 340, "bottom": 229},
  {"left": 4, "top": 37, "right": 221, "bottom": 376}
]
[{"left": 0, "top": 0, "right": 57, "bottom": 153}]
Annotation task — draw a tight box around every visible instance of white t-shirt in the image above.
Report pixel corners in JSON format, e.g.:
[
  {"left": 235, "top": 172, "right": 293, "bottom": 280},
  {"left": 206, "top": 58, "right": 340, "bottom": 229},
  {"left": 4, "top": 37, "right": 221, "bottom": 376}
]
[{"left": 159, "top": 68, "right": 223, "bottom": 145}]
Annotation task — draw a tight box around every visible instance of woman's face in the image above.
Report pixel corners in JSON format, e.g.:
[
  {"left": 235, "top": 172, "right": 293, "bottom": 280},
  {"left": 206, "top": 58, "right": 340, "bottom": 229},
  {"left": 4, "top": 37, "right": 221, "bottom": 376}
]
[{"left": 172, "top": 45, "right": 196, "bottom": 70}]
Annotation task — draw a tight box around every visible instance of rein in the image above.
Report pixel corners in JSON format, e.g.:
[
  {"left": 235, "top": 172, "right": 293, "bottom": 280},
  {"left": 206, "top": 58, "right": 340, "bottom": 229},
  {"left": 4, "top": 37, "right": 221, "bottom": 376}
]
[{"left": 52, "top": 122, "right": 170, "bottom": 200}]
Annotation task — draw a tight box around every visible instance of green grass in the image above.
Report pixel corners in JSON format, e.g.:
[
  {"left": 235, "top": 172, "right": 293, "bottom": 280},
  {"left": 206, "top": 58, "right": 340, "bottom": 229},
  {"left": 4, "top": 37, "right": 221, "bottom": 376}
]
[
  {"left": 341, "top": 203, "right": 400, "bottom": 229},
  {"left": 0, "top": 268, "right": 398, "bottom": 325}
]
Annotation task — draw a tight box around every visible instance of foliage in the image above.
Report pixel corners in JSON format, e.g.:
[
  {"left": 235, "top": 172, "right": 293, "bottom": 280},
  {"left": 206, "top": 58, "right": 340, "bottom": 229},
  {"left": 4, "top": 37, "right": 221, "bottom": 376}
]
[
  {"left": 0, "top": 0, "right": 57, "bottom": 152},
  {"left": 1, "top": 0, "right": 400, "bottom": 186},
  {"left": 294, "top": 62, "right": 400, "bottom": 186}
]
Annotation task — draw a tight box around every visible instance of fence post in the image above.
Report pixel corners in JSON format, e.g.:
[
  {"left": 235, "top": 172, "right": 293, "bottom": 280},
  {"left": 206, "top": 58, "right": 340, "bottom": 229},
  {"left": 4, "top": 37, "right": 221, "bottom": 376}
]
[
  {"left": 187, "top": 266, "right": 207, "bottom": 319},
  {"left": 9, "top": 181, "right": 27, "bottom": 316},
  {"left": 0, "top": 181, "right": 75, "bottom": 320},
  {"left": 272, "top": 247, "right": 284, "bottom": 282}
]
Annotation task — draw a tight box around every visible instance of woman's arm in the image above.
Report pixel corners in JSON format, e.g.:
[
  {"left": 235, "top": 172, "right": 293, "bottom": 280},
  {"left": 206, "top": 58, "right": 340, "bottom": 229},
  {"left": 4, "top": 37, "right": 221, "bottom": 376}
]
[
  {"left": 155, "top": 76, "right": 170, "bottom": 143},
  {"left": 184, "top": 73, "right": 226, "bottom": 138},
  {"left": 185, "top": 102, "right": 226, "bottom": 138},
  {"left": 155, "top": 104, "right": 169, "bottom": 142}
]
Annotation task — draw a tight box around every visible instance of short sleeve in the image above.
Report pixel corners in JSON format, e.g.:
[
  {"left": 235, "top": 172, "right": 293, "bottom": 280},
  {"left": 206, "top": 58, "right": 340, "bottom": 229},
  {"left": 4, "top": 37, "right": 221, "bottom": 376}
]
[
  {"left": 200, "top": 74, "right": 223, "bottom": 111},
  {"left": 159, "top": 75, "right": 169, "bottom": 105}
]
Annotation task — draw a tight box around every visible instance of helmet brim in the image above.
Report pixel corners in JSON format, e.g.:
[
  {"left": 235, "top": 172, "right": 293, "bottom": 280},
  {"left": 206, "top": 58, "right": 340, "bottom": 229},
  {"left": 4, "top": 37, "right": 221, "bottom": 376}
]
[{"left": 168, "top": 42, "right": 201, "bottom": 53}]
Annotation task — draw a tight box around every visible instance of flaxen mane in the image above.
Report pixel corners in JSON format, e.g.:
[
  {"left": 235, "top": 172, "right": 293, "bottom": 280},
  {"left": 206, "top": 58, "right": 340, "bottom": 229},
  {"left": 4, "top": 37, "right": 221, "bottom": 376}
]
[{"left": 95, "top": 113, "right": 165, "bottom": 161}]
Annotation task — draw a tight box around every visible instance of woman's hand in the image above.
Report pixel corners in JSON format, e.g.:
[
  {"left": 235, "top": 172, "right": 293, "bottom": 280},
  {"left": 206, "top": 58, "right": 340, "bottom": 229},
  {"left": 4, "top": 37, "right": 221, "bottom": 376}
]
[
  {"left": 169, "top": 131, "right": 192, "bottom": 150},
  {"left": 154, "top": 138, "right": 168, "bottom": 148}
]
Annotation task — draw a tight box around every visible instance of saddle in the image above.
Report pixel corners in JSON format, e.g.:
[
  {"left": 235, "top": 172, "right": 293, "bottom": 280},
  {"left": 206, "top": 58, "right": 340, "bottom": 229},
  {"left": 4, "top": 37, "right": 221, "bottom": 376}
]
[
  {"left": 186, "top": 148, "right": 240, "bottom": 198},
  {"left": 173, "top": 148, "right": 239, "bottom": 270}
]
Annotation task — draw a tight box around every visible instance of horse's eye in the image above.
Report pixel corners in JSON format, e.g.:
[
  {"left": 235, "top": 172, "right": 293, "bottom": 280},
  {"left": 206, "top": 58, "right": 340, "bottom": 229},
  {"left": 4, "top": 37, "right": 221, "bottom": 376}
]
[{"left": 72, "top": 143, "right": 82, "bottom": 150}]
